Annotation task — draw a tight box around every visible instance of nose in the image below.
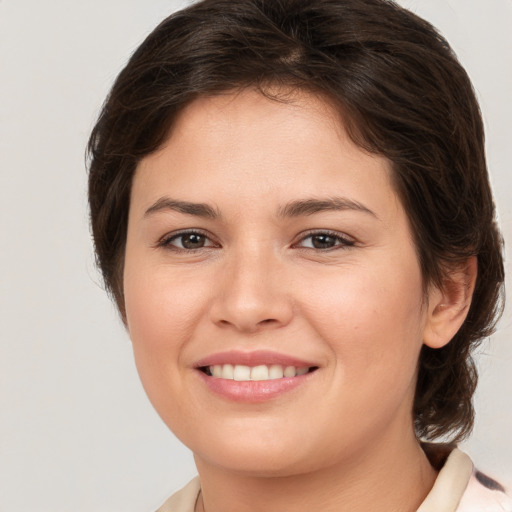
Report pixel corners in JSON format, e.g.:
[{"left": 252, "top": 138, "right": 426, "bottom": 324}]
[{"left": 209, "top": 247, "right": 294, "bottom": 334}]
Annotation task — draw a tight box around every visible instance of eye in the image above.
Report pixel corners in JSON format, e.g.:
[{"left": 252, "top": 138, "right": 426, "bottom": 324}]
[
  {"left": 159, "top": 230, "right": 217, "bottom": 250},
  {"left": 296, "top": 231, "right": 355, "bottom": 250}
]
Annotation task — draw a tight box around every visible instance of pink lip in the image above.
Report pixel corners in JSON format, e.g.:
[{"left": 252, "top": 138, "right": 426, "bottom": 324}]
[
  {"left": 193, "top": 350, "right": 319, "bottom": 403},
  {"left": 194, "top": 350, "right": 316, "bottom": 368},
  {"left": 196, "top": 370, "right": 314, "bottom": 403}
]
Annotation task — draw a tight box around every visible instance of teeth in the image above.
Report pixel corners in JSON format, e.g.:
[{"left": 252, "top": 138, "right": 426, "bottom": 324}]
[
  {"left": 221, "top": 364, "right": 234, "bottom": 379},
  {"left": 283, "top": 366, "right": 296, "bottom": 377},
  {"left": 269, "top": 364, "right": 284, "bottom": 379},
  {"left": 233, "top": 365, "right": 251, "bottom": 381},
  {"left": 251, "top": 365, "right": 269, "bottom": 381},
  {"left": 206, "top": 364, "right": 311, "bottom": 381}
]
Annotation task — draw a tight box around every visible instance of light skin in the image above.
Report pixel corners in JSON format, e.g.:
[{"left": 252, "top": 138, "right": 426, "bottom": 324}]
[{"left": 123, "top": 88, "right": 475, "bottom": 512}]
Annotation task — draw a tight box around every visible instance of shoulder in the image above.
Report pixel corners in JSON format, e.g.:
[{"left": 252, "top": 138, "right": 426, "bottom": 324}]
[
  {"left": 154, "top": 451, "right": 512, "bottom": 512},
  {"left": 419, "top": 445, "right": 512, "bottom": 512},
  {"left": 155, "top": 477, "right": 201, "bottom": 512},
  {"left": 457, "top": 469, "right": 512, "bottom": 512}
]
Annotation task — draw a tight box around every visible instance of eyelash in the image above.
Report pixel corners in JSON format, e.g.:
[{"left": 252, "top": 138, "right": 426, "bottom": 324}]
[
  {"left": 157, "top": 229, "right": 355, "bottom": 252},
  {"left": 157, "top": 229, "right": 217, "bottom": 251},
  {"left": 295, "top": 230, "right": 355, "bottom": 250}
]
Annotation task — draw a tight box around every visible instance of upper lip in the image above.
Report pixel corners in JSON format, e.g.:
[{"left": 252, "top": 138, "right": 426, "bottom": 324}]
[{"left": 194, "top": 350, "right": 318, "bottom": 369}]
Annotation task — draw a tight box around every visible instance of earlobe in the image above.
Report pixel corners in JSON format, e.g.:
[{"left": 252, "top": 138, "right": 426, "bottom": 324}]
[{"left": 423, "top": 256, "right": 478, "bottom": 349}]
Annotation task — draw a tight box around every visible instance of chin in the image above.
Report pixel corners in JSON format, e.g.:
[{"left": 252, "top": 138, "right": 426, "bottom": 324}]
[
  {"left": 183, "top": 422, "right": 341, "bottom": 477},
  {"left": 196, "top": 445, "right": 318, "bottom": 477}
]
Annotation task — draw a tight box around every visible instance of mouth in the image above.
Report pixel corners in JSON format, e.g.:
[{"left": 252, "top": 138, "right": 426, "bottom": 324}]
[
  {"left": 194, "top": 351, "right": 320, "bottom": 402},
  {"left": 199, "top": 364, "right": 318, "bottom": 381}
]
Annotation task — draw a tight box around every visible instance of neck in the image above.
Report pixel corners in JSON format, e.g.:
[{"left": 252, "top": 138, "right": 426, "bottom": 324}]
[{"left": 194, "top": 428, "right": 437, "bottom": 512}]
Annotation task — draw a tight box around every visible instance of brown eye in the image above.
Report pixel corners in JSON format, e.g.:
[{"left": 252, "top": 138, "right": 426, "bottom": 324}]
[
  {"left": 310, "top": 234, "right": 338, "bottom": 249},
  {"left": 297, "top": 231, "right": 355, "bottom": 250},
  {"left": 180, "top": 233, "right": 206, "bottom": 249},
  {"left": 162, "top": 231, "right": 215, "bottom": 250}
]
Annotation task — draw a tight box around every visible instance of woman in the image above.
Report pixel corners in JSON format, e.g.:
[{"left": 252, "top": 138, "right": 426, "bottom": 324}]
[{"left": 88, "top": 0, "right": 509, "bottom": 510}]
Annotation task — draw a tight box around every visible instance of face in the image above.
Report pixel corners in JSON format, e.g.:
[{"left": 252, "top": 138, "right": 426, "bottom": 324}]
[{"left": 124, "top": 88, "right": 435, "bottom": 477}]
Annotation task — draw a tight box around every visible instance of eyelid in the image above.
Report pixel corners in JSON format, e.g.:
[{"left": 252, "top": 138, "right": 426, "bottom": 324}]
[
  {"left": 155, "top": 228, "right": 354, "bottom": 251},
  {"left": 156, "top": 228, "right": 219, "bottom": 250},
  {"left": 293, "top": 229, "right": 355, "bottom": 249}
]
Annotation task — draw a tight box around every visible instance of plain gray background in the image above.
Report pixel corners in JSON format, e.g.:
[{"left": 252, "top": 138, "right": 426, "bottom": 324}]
[{"left": 0, "top": 1, "right": 511, "bottom": 511}]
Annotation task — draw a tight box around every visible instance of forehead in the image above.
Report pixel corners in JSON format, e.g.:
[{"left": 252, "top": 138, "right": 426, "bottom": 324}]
[
  {"left": 132, "top": 87, "right": 402, "bottom": 224},
  {"left": 199, "top": 88, "right": 368, "bottom": 158},
  {"left": 173, "top": 87, "right": 345, "bottom": 138}
]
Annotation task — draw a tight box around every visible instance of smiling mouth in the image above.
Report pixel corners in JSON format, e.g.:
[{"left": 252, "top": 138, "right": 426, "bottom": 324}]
[{"left": 200, "top": 364, "right": 318, "bottom": 381}]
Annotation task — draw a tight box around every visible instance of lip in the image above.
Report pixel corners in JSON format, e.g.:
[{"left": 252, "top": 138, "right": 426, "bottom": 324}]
[
  {"left": 194, "top": 350, "right": 317, "bottom": 368},
  {"left": 196, "top": 370, "right": 315, "bottom": 403},
  {"left": 193, "top": 350, "right": 319, "bottom": 403}
]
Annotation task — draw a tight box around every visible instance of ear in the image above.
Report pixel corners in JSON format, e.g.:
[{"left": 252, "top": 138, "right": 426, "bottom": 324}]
[{"left": 423, "top": 257, "right": 477, "bottom": 349}]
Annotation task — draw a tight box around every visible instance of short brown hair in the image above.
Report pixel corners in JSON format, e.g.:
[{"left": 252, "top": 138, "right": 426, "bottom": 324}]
[{"left": 88, "top": 0, "right": 504, "bottom": 442}]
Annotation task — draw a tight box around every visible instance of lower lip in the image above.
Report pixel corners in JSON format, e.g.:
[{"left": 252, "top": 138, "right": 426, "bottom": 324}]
[{"left": 196, "top": 370, "right": 313, "bottom": 403}]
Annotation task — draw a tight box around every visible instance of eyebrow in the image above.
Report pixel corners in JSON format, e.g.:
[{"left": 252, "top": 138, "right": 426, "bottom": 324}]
[
  {"left": 143, "top": 196, "right": 377, "bottom": 220},
  {"left": 277, "top": 197, "right": 377, "bottom": 219},
  {"left": 144, "top": 197, "right": 221, "bottom": 219}
]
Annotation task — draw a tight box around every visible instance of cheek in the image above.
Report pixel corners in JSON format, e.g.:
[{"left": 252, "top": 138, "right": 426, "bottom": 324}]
[
  {"left": 123, "top": 263, "right": 210, "bottom": 408},
  {"left": 123, "top": 271, "right": 204, "bottom": 435},
  {"left": 299, "top": 258, "right": 425, "bottom": 375},
  {"left": 124, "top": 263, "right": 207, "bottom": 348}
]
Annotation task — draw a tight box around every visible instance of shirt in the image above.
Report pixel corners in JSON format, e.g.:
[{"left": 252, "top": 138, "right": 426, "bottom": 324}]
[{"left": 156, "top": 447, "right": 511, "bottom": 512}]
